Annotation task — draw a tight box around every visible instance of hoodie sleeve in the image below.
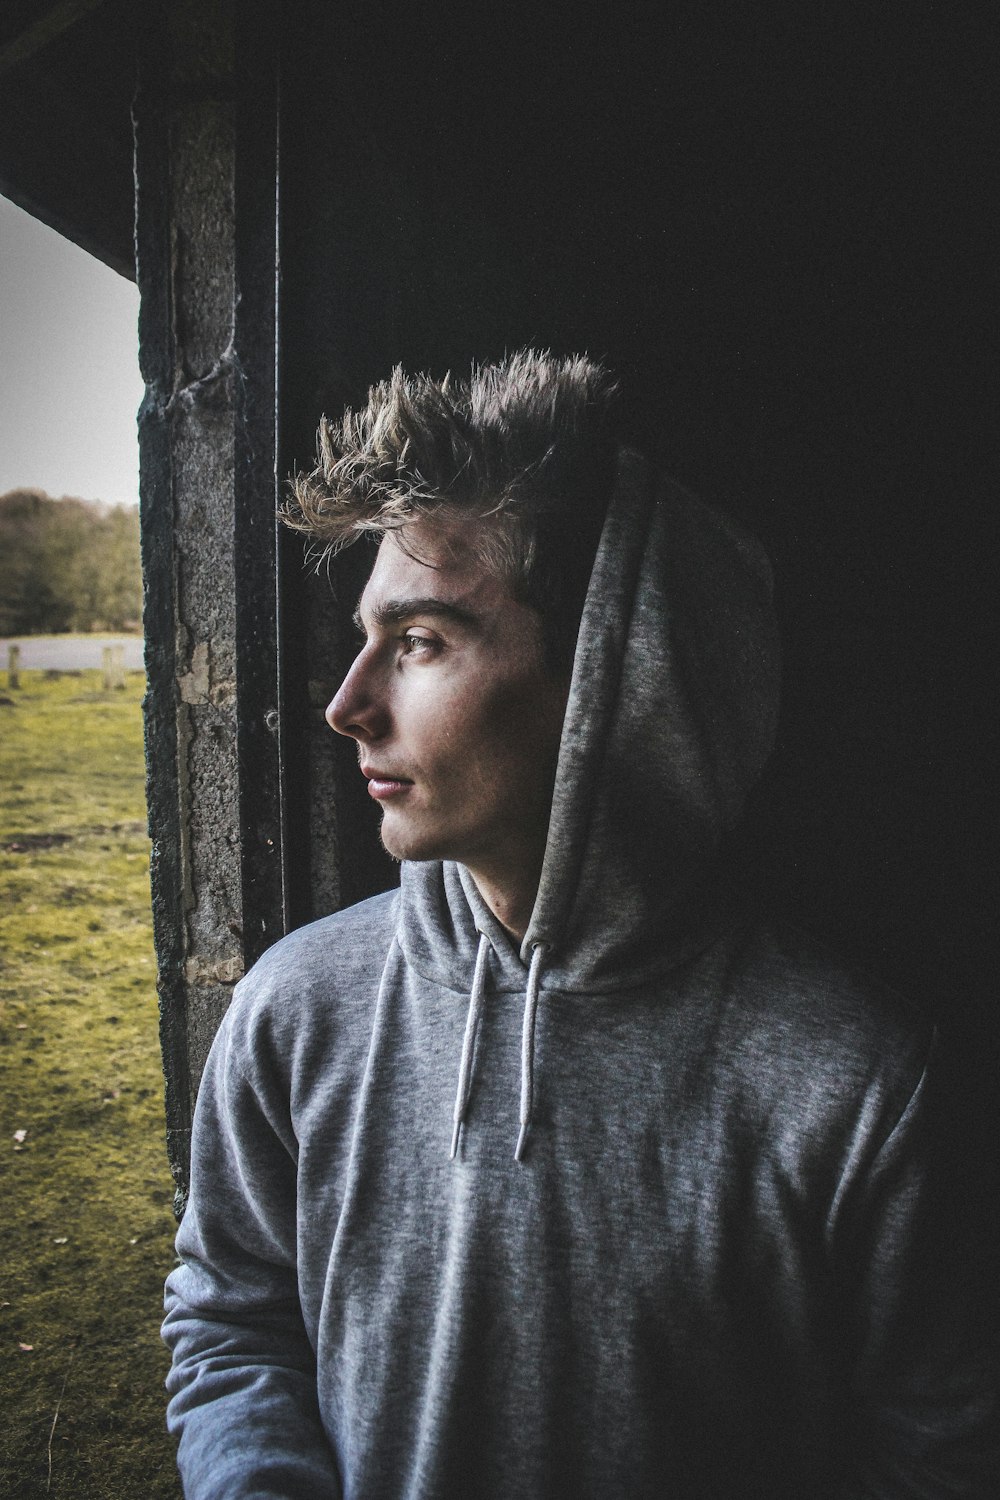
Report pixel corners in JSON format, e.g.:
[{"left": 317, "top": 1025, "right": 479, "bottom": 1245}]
[
  {"left": 831, "top": 1036, "right": 997, "bottom": 1499},
  {"left": 162, "top": 1000, "right": 341, "bottom": 1500}
]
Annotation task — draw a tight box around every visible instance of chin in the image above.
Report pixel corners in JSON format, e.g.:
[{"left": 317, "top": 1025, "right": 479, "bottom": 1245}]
[{"left": 378, "top": 815, "right": 447, "bottom": 866}]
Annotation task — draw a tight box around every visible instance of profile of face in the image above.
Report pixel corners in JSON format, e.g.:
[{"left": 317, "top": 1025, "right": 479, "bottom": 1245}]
[{"left": 326, "top": 515, "right": 570, "bottom": 904}]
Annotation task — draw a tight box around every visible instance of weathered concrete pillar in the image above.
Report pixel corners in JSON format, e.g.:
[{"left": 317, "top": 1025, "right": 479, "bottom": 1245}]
[{"left": 135, "top": 0, "right": 281, "bottom": 1210}]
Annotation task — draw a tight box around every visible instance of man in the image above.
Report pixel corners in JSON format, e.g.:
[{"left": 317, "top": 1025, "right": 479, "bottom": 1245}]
[{"left": 163, "top": 352, "right": 993, "bottom": 1497}]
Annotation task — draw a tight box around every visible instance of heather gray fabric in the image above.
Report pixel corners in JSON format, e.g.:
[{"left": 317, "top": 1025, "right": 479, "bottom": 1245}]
[
  {"left": 525, "top": 450, "right": 779, "bottom": 983},
  {"left": 163, "top": 452, "right": 995, "bottom": 1497}
]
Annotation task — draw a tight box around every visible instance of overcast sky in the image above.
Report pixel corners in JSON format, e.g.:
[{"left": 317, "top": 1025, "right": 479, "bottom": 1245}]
[{"left": 0, "top": 194, "right": 143, "bottom": 508}]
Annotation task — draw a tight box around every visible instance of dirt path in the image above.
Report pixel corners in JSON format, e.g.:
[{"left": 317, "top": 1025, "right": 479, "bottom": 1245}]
[{"left": 1, "top": 636, "right": 145, "bottom": 672}]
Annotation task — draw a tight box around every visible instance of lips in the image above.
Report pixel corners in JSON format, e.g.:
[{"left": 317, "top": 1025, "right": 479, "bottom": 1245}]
[
  {"left": 360, "top": 765, "right": 412, "bottom": 784},
  {"left": 361, "top": 766, "right": 414, "bottom": 801}
]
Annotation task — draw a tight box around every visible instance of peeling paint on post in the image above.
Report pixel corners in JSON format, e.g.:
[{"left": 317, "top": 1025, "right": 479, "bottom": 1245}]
[{"left": 135, "top": 0, "right": 281, "bottom": 1212}]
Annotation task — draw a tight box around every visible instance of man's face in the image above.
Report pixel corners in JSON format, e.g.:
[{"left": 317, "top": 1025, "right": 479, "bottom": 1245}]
[{"left": 326, "top": 516, "right": 569, "bottom": 896}]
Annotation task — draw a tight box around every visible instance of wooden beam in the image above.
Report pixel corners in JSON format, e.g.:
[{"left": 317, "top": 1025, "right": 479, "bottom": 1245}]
[{"left": 0, "top": 0, "right": 111, "bottom": 76}]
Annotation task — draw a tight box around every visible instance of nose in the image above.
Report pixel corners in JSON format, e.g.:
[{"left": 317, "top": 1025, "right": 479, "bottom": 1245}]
[{"left": 326, "top": 648, "right": 387, "bottom": 742}]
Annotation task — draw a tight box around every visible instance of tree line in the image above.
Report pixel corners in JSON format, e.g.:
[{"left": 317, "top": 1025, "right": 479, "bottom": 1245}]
[{"left": 0, "top": 489, "right": 142, "bottom": 636}]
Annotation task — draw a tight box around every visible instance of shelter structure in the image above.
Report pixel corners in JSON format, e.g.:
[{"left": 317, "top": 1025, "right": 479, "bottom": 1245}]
[{"left": 2, "top": 0, "right": 995, "bottom": 1206}]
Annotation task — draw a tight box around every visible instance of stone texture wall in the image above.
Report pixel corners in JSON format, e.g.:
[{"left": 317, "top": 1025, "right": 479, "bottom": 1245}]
[{"left": 136, "top": 0, "right": 281, "bottom": 1208}]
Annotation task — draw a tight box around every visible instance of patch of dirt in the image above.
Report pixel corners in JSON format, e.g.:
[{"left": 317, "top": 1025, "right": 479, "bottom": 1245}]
[
  {"left": 1, "top": 833, "right": 73, "bottom": 853},
  {"left": 2, "top": 824, "right": 146, "bottom": 853}
]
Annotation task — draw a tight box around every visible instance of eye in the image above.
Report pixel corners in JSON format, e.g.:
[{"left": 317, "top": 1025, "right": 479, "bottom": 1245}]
[{"left": 401, "top": 632, "right": 437, "bottom": 656}]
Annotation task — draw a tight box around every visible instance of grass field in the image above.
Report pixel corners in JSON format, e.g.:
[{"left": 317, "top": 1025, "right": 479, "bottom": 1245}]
[{"left": 0, "top": 670, "right": 181, "bottom": 1498}]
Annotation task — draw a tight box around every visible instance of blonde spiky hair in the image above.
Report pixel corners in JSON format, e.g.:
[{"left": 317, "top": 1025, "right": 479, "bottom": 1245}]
[{"left": 282, "top": 349, "right": 619, "bottom": 666}]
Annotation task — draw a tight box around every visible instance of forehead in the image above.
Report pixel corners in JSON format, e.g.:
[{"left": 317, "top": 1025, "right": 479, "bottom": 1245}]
[{"left": 359, "top": 516, "right": 507, "bottom": 614}]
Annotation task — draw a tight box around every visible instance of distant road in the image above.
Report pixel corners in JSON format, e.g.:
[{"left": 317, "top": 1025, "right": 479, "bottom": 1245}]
[{"left": 1, "top": 636, "right": 145, "bottom": 672}]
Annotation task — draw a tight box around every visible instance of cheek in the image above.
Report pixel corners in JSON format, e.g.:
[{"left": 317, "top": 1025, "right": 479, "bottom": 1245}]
[
  {"left": 401, "top": 679, "right": 473, "bottom": 765},
  {"left": 472, "top": 677, "right": 565, "bottom": 779}
]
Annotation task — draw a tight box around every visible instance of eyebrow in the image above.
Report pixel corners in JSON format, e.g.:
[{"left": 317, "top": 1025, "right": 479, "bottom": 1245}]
[{"left": 352, "top": 596, "right": 482, "bottom": 634}]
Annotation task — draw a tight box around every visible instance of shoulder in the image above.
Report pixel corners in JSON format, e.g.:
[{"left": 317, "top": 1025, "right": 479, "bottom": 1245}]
[
  {"left": 700, "top": 921, "right": 934, "bottom": 1145},
  {"left": 241, "top": 888, "right": 400, "bottom": 994},
  {"left": 219, "top": 888, "right": 400, "bottom": 1067}
]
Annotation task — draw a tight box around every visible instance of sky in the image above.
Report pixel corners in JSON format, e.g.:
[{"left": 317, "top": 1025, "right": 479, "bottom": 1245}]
[{"left": 0, "top": 194, "right": 143, "bottom": 508}]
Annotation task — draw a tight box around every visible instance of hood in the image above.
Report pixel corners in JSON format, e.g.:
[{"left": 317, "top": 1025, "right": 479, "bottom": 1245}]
[
  {"left": 400, "top": 446, "right": 781, "bottom": 996},
  {"left": 524, "top": 446, "right": 780, "bottom": 984},
  {"left": 397, "top": 447, "right": 781, "bottom": 1160}
]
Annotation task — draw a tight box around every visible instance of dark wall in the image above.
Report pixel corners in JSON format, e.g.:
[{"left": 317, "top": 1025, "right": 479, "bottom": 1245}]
[
  {"left": 0, "top": 0, "right": 137, "bottom": 277},
  {"left": 276, "top": 6, "right": 995, "bottom": 1070}
]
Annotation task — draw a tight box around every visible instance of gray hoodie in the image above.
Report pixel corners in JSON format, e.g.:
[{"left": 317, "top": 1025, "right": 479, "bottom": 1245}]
[{"left": 163, "top": 452, "right": 995, "bottom": 1497}]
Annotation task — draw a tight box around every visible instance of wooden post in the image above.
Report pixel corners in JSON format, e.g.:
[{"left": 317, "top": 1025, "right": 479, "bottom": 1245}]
[
  {"left": 7, "top": 644, "right": 20, "bottom": 689},
  {"left": 101, "top": 644, "right": 113, "bottom": 690}
]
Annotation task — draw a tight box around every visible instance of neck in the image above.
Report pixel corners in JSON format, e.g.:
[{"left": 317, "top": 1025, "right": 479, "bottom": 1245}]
[
  {"left": 472, "top": 874, "right": 536, "bottom": 945},
  {"left": 463, "top": 804, "right": 554, "bottom": 947},
  {"left": 466, "top": 840, "right": 546, "bottom": 946}
]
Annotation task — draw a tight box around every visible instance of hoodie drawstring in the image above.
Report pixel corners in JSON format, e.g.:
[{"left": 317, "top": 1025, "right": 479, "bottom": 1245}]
[
  {"left": 514, "top": 942, "right": 548, "bottom": 1162},
  {"left": 449, "top": 936, "right": 550, "bottom": 1164},
  {"left": 450, "top": 932, "right": 491, "bottom": 1160}
]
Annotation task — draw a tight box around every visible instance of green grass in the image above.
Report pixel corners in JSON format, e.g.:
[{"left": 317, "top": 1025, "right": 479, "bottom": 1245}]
[{"left": 0, "top": 671, "right": 181, "bottom": 1498}]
